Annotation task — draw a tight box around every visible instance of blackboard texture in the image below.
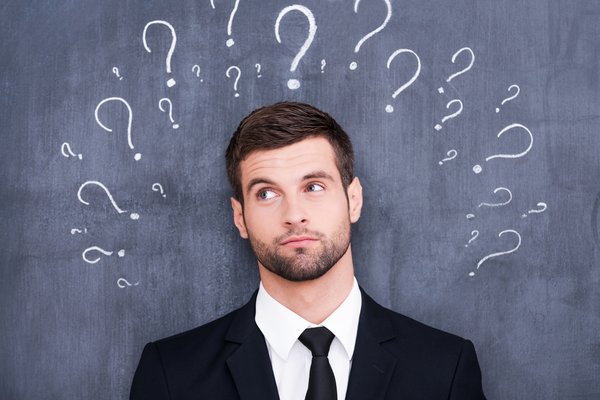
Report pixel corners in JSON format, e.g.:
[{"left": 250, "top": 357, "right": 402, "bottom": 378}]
[{"left": 2, "top": 0, "right": 599, "bottom": 399}]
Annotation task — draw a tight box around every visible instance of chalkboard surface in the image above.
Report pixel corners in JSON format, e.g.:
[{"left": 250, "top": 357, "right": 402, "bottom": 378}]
[{"left": 2, "top": 0, "right": 599, "bottom": 399}]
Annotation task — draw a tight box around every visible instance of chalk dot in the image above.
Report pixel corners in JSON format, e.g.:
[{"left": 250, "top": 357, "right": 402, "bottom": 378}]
[
  {"left": 434, "top": 124, "right": 442, "bottom": 131},
  {"left": 234, "top": 93, "right": 240, "bottom": 98},
  {"left": 521, "top": 214, "right": 527, "bottom": 218},
  {"left": 226, "top": 38, "right": 234, "bottom": 47},
  {"left": 468, "top": 271, "right": 475, "bottom": 277},
  {"left": 134, "top": 153, "right": 141, "bottom": 161},
  {"left": 162, "top": 194, "right": 166, "bottom": 198},
  {"left": 167, "top": 78, "right": 176, "bottom": 87},
  {"left": 349, "top": 62, "right": 357, "bottom": 70},
  {"left": 438, "top": 161, "right": 444, "bottom": 165},
  {"left": 117, "top": 249, "right": 125, "bottom": 257},
  {"left": 172, "top": 124, "right": 179, "bottom": 129},
  {"left": 130, "top": 213, "right": 140, "bottom": 220},
  {"left": 77, "top": 154, "right": 82, "bottom": 160},
  {"left": 385, "top": 105, "right": 394, "bottom": 113},
  {"left": 466, "top": 214, "right": 475, "bottom": 219},
  {"left": 473, "top": 165, "right": 482, "bottom": 174},
  {"left": 119, "top": 77, "right": 123, "bottom": 81},
  {"left": 495, "top": 107, "right": 500, "bottom": 113},
  {"left": 287, "top": 79, "right": 300, "bottom": 90},
  {"left": 437, "top": 87, "right": 444, "bottom": 94}
]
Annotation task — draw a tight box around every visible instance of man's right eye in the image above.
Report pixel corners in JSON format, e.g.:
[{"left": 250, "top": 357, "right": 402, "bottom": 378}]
[{"left": 257, "top": 189, "right": 277, "bottom": 200}]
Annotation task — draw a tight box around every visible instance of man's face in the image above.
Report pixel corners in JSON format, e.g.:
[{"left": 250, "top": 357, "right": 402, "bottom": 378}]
[{"left": 230, "top": 137, "right": 362, "bottom": 282}]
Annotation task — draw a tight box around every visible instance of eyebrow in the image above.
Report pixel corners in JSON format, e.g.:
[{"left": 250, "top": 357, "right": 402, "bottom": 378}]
[{"left": 245, "top": 170, "right": 336, "bottom": 195}]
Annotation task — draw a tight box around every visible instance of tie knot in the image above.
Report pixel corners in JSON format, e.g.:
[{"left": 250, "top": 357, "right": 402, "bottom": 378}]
[{"left": 299, "top": 327, "right": 335, "bottom": 357}]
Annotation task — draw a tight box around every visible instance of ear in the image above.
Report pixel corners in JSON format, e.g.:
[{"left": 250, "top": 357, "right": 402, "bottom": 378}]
[
  {"left": 230, "top": 197, "right": 248, "bottom": 239},
  {"left": 347, "top": 176, "right": 363, "bottom": 223}
]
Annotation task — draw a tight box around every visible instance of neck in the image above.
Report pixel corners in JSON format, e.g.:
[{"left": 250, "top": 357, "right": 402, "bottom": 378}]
[{"left": 258, "top": 245, "right": 355, "bottom": 325}]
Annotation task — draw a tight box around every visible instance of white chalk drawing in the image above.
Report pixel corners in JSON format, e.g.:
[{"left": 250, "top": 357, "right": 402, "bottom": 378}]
[
  {"left": 437, "top": 47, "right": 475, "bottom": 92},
  {"left": 225, "top": 66, "right": 241, "bottom": 97},
  {"left": 94, "top": 97, "right": 140, "bottom": 161},
  {"left": 466, "top": 213, "right": 475, "bottom": 219},
  {"left": 112, "top": 67, "right": 123, "bottom": 80},
  {"left": 275, "top": 4, "right": 317, "bottom": 90},
  {"left": 521, "top": 202, "right": 547, "bottom": 218},
  {"left": 473, "top": 123, "right": 533, "bottom": 174},
  {"left": 438, "top": 149, "right": 458, "bottom": 165},
  {"left": 158, "top": 98, "right": 180, "bottom": 129},
  {"left": 82, "top": 246, "right": 125, "bottom": 264},
  {"left": 434, "top": 99, "right": 463, "bottom": 130},
  {"left": 384, "top": 48, "right": 421, "bottom": 113},
  {"left": 349, "top": 0, "right": 392, "bottom": 70},
  {"left": 255, "top": 63, "right": 262, "bottom": 78},
  {"left": 117, "top": 278, "right": 140, "bottom": 288},
  {"left": 210, "top": 0, "right": 215, "bottom": 8},
  {"left": 61, "top": 142, "right": 82, "bottom": 160},
  {"left": 142, "top": 20, "right": 177, "bottom": 87},
  {"left": 496, "top": 84, "right": 520, "bottom": 113},
  {"left": 465, "top": 230, "right": 479, "bottom": 247},
  {"left": 152, "top": 182, "right": 167, "bottom": 198},
  {"left": 77, "top": 180, "right": 139, "bottom": 220},
  {"left": 469, "top": 229, "right": 521, "bottom": 276},
  {"left": 478, "top": 187, "right": 513, "bottom": 208},
  {"left": 219, "top": 0, "right": 239, "bottom": 47},
  {"left": 192, "top": 64, "right": 204, "bottom": 82},
  {"left": 70, "top": 228, "right": 88, "bottom": 235},
  {"left": 320, "top": 59, "right": 326, "bottom": 73}
]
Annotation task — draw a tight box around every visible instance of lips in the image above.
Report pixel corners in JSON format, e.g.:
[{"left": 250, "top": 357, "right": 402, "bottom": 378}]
[{"left": 281, "top": 236, "right": 319, "bottom": 246}]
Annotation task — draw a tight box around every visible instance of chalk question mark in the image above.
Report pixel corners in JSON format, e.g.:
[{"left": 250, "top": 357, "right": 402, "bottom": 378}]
[
  {"left": 438, "top": 149, "right": 458, "bottom": 165},
  {"left": 142, "top": 20, "right": 177, "bottom": 87},
  {"left": 465, "top": 230, "right": 479, "bottom": 247},
  {"left": 61, "top": 142, "right": 82, "bottom": 160},
  {"left": 349, "top": 0, "right": 392, "bottom": 70},
  {"left": 82, "top": 246, "right": 125, "bottom": 264},
  {"left": 385, "top": 48, "right": 421, "bottom": 113},
  {"left": 255, "top": 63, "right": 262, "bottom": 78},
  {"left": 112, "top": 67, "right": 123, "bottom": 80},
  {"left": 192, "top": 65, "right": 203, "bottom": 82},
  {"left": 70, "top": 228, "right": 88, "bottom": 235},
  {"left": 95, "top": 97, "right": 140, "bottom": 161},
  {"left": 226, "top": 66, "right": 241, "bottom": 97},
  {"left": 152, "top": 183, "right": 166, "bottom": 198},
  {"left": 437, "top": 47, "right": 475, "bottom": 93},
  {"left": 77, "top": 180, "right": 139, "bottom": 220},
  {"left": 158, "top": 98, "right": 180, "bottom": 129},
  {"left": 473, "top": 123, "right": 533, "bottom": 174},
  {"left": 275, "top": 5, "right": 317, "bottom": 90},
  {"left": 478, "top": 187, "right": 513, "bottom": 208},
  {"left": 117, "top": 278, "right": 140, "bottom": 288},
  {"left": 434, "top": 99, "right": 463, "bottom": 130},
  {"left": 212, "top": 0, "right": 240, "bottom": 47},
  {"left": 469, "top": 229, "right": 521, "bottom": 277},
  {"left": 521, "top": 202, "right": 547, "bottom": 218},
  {"left": 320, "top": 59, "right": 326, "bottom": 73},
  {"left": 496, "top": 84, "right": 520, "bottom": 113}
]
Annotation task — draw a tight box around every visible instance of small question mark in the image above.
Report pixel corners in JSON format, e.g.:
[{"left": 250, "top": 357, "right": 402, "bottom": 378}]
[
  {"left": 255, "top": 63, "right": 262, "bottom": 78},
  {"left": 438, "top": 149, "right": 458, "bottom": 165},
  {"left": 112, "top": 67, "right": 123, "bottom": 80},
  {"left": 469, "top": 229, "right": 521, "bottom": 277},
  {"left": 117, "top": 278, "right": 140, "bottom": 288},
  {"left": 349, "top": 0, "right": 392, "bottom": 70},
  {"left": 437, "top": 47, "right": 475, "bottom": 93},
  {"left": 521, "top": 202, "right": 547, "bottom": 218},
  {"left": 70, "top": 228, "right": 88, "bottom": 235},
  {"left": 465, "top": 230, "right": 479, "bottom": 247},
  {"left": 466, "top": 213, "right": 475, "bottom": 220},
  {"left": 77, "top": 180, "right": 139, "bottom": 220},
  {"left": 473, "top": 123, "right": 533, "bottom": 174},
  {"left": 82, "top": 246, "right": 125, "bottom": 264},
  {"left": 320, "top": 59, "right": 326, "bottom": 74},
  {"left": 226, "top": 66, "right": 241, "bottom": 97},
  {"left": 275, "top": 5, "right": 317, "bottom": 90},
  {"left": 434, "top": 99, "right": 463, "bottom": 130},
  {"left": 384, "top": 48, "right": 421, "bottom": 113},
  {"left": 142, "top": 20, "right": 177, "bottom": 87},
  {"left": 158, "top": 98, "right": 180, "bottom": 129},
  {"left": 192, "top": 64, "right": 203, "bottom": 82},
  {"left": 152, "top": 183, "right": 166, "bottom": 198},
  {"left": 478, "top": 187, "right": 513, "bottom": 208},
  {"left": 95, "top": 97, "right": 140, "bottom": 161},
  {"left": 496, "top": 84, "right": 520, "bottom": 113},
  {"left": 61, "top": 142, "right": 82, "bottom": 160}
]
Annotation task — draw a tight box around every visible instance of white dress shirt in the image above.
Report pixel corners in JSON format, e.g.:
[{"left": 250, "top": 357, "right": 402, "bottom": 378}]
[{"left": 255, "top": 278, "right": 362, "bottom": 400}]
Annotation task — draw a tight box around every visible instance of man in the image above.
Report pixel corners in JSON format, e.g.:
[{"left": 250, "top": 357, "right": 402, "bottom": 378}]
[{"left": 130, "top": 102, "right": 486, "bottom": 399}]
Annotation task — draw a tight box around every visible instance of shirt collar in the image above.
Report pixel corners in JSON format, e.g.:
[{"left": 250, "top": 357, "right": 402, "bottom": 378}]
[{"left": 255, "top": 277, "right": 362, "bottom": 362}]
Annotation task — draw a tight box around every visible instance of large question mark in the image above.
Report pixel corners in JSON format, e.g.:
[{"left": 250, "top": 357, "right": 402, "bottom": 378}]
[
  {"left": 82, "top": 246, "right": 125, "bottom": 264},
  {"left": 473, "top": 123, "right": 533, "bottom": 174},
  {"left": 469, "top": 229, "right": 521, "bottom": 277},
  {"left": 94, "top": 97, "right": 140, "bottom": 161},
  {"left": 152, "top": 183, "right": 166, "bottom": 198},
  {"left": 158, "top": 98, "right": 180, "bottom": 129},
  {"left": 211, "top": 0, "right": 240, "bottom": 47},
  {"left": 437, "top": 47, "right": 475, "bottom": 93},
  {"left": 434, "top": 99, "right": 463, "bottom": 130},
  {"left": 275, "top": 5, "right": 317, "bottom": 90},
  {"left": 226, "top": 66, "right": 241, "bottom": 97},
  {"left": 142, "top": 20, "right": 177, "bottom": 87},
  {"left": 77, "top": 180, "right": 139, "bottom": 220},
  {"left": 61, "top": 142, "right": 82, "bottom": 160},
  {"left": 496, "top": 84, "right": 520, "bottom": 113},
  {"left": 438, "top": 149, "right": 458, "bottom": 165},
  {"left": 384, "top": 48, "right": 421, "bottom": 113},
  {"left": 521, "top": 202, "right": 547, "bottom": 218},
  {"left": 349, "top": 0, "right": 392, "bottom": 70}
]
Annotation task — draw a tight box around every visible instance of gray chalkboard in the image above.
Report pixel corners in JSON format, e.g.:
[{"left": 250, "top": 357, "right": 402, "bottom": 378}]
[{"left": 2, "top": 0, "right": 599, "bottom": 398}]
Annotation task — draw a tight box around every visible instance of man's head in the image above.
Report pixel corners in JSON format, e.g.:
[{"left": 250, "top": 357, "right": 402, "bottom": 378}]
[{"left": 225, "top": 102, "right": 362, "bottom": 282}]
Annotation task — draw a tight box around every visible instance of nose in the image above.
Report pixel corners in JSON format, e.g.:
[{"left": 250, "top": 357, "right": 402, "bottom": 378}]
[{"left": 281, "top": 194, "right": 309, "bottom": 228}]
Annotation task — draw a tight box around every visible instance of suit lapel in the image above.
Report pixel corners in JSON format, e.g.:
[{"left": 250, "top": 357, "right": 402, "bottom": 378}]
[
  {"left": 225, "top": 292, "right": 280, "bottom": 400},
  {"left": 345, "top": 289, "right": 398, "bottom": 400}
]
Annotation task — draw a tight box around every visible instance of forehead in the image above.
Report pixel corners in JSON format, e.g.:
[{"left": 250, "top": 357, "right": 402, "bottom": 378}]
[{"left": 239, "top": 136, "right": 339, "bottom": 183}]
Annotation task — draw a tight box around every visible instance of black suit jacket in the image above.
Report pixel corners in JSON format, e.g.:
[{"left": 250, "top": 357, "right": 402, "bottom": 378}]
[{"left": 130, "top": 289, "right": 486, "bottom": 399}]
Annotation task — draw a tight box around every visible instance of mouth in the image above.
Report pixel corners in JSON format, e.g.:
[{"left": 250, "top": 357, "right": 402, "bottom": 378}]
[{"left": 280, "top": 236, "right": 320, "bottom": 248}]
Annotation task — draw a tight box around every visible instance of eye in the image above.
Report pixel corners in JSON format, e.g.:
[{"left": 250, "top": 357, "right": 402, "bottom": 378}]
[
  {"left": 307, "top": 183, "right": 324, "bottom": 192},
  {"left": 257, "top": 189, "right": 277, "bottom": 201}
]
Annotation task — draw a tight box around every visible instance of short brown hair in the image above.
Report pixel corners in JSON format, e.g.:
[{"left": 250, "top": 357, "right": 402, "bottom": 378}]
[{"left": 225, "top": 101, "right": 354, "bottom": 203}]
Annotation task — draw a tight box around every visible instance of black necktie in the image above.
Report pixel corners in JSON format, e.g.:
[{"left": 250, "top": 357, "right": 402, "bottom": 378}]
[{"left": 298, "top": 327, "right": 337, "bottom": 400}]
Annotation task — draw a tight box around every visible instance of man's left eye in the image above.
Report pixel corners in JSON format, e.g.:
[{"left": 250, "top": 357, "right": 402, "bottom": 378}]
[{"left": 307, "top": 183, "right": 324, "bottom": 192}]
